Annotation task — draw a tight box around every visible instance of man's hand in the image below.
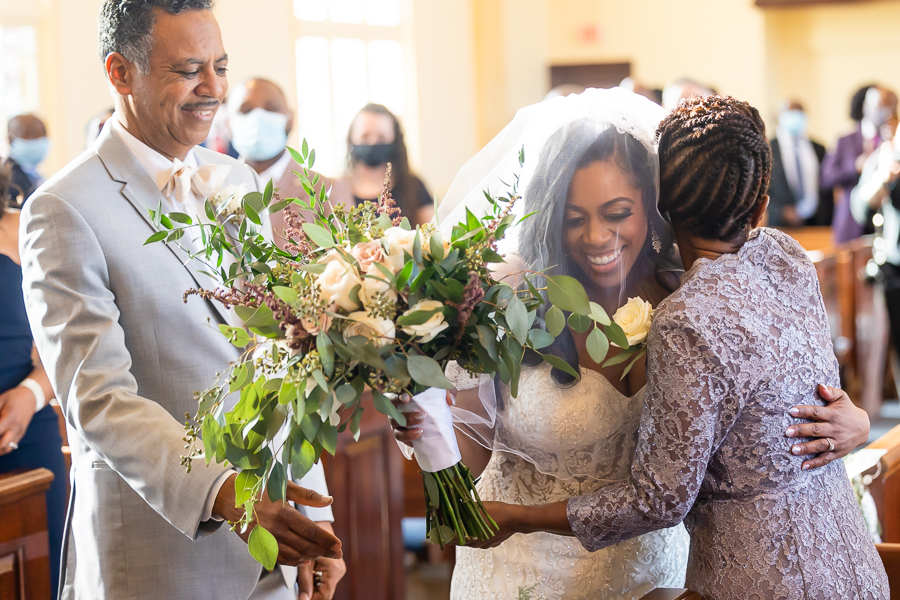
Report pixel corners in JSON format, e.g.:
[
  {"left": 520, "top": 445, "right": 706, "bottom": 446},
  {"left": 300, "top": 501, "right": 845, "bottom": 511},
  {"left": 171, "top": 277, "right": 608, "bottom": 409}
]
[
  {"left": 297, "top": 523, "right": 347, "bottom": 600},
  {"left": 786, "top": 384, "right": 870, "bottom": 470},
  {"left": 213, "top": 474, "right": 342, "bottom": 566},
  {"left": 0, "top": 386, "right": 38, "bottom": 456}
]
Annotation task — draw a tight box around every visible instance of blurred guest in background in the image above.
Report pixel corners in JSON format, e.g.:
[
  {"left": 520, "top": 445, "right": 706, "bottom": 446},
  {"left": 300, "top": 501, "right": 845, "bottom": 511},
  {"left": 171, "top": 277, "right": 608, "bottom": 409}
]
[
  {"left": 332, "top": 104, "right": 433, "bottom": 226},
  {"left": 4, "top": 113, "right": 50, "bottom": 207},
  {"left": 0, "top": 164, "right": 66, "bottom": 599},
  {"left": 851, "top": 114, "right": 900, "bottom": 360},
  {"left": 619, "top": 77, "right": 663, "bottom": 105},
  {"left": 661, "top": 77, "right": 715, "bottom": 111},
  {"left": 824, "top": 84, "right": 898, "bottom": 244},
  {"left": 228, "top": 77, "right": 351, "bottom": 247},
  {"left": 85, "top": 107, "right": 115, "bottom": 148},
  {"left": 767, "top": 100, "right": 832, "bottom": 227}
]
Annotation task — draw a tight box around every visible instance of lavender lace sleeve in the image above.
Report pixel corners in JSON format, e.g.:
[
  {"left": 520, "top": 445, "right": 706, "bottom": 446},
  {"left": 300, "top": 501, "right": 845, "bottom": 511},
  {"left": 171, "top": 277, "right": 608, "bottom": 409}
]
[{"left": 566, "top": 313, "right": 728, "bottom": 551}]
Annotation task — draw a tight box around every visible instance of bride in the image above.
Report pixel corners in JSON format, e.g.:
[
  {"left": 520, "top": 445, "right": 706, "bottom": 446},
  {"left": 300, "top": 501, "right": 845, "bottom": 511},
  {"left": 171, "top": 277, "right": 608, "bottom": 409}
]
[{"left": 392, "top": 88, "right": 868, "bottom": 599}]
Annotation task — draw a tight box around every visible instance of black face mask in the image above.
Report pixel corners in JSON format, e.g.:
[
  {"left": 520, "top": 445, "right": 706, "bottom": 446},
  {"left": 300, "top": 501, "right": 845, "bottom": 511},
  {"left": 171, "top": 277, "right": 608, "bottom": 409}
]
[{"left": 351, "top": 142, "right": 396, "bottom": 167}]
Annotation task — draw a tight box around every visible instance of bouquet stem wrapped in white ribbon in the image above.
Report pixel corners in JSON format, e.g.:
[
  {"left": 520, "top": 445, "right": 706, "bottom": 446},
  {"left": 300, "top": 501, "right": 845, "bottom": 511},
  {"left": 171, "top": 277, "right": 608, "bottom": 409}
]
[{"left": 403, "top": 388, "right": 497, "bottom": 546}]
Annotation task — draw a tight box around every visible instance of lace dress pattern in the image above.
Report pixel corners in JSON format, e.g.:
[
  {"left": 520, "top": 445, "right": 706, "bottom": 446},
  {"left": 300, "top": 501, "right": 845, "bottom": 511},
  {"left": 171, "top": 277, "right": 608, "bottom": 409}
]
[
  {"left": 567, "top": 228, "right": 889, "bottom": 600},
  {"left": 451, "top": 364, "right": 690, "bottom": 599}
]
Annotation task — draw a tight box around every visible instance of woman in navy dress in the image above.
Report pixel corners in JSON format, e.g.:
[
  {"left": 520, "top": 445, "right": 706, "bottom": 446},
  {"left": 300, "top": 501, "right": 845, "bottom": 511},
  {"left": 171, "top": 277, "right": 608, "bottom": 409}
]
[{"left": 0, "top": 165, "right": 67, "bottom": 599}]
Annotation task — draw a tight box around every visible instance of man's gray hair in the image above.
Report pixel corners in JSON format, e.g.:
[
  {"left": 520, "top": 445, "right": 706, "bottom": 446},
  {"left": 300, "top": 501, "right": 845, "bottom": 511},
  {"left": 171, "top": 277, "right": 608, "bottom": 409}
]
[{"left": 98, "top": 0, "right": 213, "bottom": 75}]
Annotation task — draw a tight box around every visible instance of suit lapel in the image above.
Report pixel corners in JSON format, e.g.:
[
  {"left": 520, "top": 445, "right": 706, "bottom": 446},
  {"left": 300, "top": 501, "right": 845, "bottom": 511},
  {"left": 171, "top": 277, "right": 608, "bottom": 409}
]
[{"left": 95, "top": 126, "right": 234, "bottom": 326}]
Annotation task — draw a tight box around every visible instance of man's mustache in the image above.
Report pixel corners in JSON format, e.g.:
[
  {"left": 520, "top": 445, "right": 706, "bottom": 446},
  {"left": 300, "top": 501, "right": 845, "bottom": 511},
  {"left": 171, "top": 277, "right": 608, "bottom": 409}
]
[{"left": 182, "top": 101, "right": 220, "bottom": 110}]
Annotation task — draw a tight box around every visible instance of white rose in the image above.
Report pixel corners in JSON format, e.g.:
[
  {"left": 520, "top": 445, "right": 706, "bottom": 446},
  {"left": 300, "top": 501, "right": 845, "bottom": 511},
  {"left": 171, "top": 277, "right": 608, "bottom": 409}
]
[
  {"left": 611, "top": 297, "right": 654, "bottom": 347},
  {"left": 382, "top": 227, "right": 417, "bottom": 271},
  {"left": 316, "top": 259, "right": 362, "bottom": 312},
  {"left": 344, "top": 311, "right": 396, "bottom": 347},
  {"left": 361, "top": 263, "right": 398, "bottom": 307},
  {"left": 211, "top": 183, "right": 248, "bottom": 215},
  {"left": 401, "top": 299, "right": 450, "bottom": 343}
]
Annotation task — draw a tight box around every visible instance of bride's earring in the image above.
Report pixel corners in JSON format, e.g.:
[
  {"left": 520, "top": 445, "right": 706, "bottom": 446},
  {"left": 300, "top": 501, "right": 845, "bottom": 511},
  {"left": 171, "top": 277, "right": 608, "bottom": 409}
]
[{"left": 651, "top": 226, "right": 661, "bottom": 253}]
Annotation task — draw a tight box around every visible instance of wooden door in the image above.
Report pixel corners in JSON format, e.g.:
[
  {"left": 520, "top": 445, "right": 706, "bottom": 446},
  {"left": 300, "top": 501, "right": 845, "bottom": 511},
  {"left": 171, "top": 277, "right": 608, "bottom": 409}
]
[{"left": 321, "top": 392, "right": 405, "bottom": 600}]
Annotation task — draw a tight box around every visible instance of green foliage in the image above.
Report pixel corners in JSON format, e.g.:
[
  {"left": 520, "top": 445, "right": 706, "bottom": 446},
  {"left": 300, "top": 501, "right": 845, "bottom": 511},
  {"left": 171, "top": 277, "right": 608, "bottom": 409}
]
[{"left": 145, "top": 138, "right": 647, "bottom": 567}]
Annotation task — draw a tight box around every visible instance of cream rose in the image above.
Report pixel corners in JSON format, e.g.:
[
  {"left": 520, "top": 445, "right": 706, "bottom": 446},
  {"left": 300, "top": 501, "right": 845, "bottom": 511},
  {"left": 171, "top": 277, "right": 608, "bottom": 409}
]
[
  {"left": 401, "top": 299, "right": 450, "bottom": 343},
  {"left": 382, "top": 227, "right": 417, "bottom": 271},
  {"left": 316, "top": 259, "right": 362, "bottom": 312},
  {"left": 612, "top": 297, "right": 654, "bottom": 347},
  {"left": 351, "top": 241, "right": 388, "bottom": 272},
  {"left": 319, "top": 249, "right": 345, "bottom": 265},
  {"left": 360, "top": 264, "right": 398, "bottom": 307},
  {"left": 211, "top": 183, "right": 249, "bottom": 215},
  {"left": 344, "top": 312, "right": 396, "bottom": 347}
]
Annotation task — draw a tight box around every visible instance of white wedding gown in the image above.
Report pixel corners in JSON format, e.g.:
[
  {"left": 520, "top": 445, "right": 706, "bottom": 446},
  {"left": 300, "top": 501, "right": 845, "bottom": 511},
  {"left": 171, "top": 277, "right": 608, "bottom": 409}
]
[{"left": 450, "top": 363, "right": 690, "bottom": 599}]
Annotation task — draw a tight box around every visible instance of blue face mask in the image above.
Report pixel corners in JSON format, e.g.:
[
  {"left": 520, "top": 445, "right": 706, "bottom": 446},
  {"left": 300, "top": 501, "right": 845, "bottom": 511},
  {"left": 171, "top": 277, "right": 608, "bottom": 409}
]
[
  {"left": 9, "top": 136, "right": 50, "bottom": 167},
  {"left": 230, "top": 108, "right": 289, "bottom": 161},
  {"left": 779, "top": 110, "right": 808, "bottom": 137}
]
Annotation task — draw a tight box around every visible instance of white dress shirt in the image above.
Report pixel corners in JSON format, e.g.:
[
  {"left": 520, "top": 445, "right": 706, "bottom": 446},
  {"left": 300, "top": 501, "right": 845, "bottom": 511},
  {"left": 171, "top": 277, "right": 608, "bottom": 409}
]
[
  {"left": 776, "top": 127, "right": 820, "bottom": 220},
  {"left": 256, "top": 149, "right": 294, "bottom": 188}
]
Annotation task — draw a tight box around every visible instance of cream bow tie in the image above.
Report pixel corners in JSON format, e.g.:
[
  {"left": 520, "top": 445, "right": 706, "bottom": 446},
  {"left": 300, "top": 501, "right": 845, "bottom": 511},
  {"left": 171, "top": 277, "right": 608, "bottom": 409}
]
[{"left": 163, "top": 158, "right": 231, "bottom": 210}]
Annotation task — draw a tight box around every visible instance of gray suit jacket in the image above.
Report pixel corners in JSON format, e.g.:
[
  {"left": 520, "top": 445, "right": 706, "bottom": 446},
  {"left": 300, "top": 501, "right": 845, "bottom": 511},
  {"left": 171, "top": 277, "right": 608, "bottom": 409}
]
[{"left": 19, "top": 124, "right": 321, "bottom": 599}]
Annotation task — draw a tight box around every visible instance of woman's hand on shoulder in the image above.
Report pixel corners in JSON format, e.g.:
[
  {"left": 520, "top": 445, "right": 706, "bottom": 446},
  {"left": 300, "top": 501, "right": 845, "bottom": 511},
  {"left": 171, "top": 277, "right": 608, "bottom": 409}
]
[{"left": 785, "top": 384, "right": 869, "bottom": 471}]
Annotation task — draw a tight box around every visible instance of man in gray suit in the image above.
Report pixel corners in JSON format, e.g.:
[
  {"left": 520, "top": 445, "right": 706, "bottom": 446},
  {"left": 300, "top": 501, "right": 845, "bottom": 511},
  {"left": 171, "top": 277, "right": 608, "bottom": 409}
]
[{"left": 19, "top": 1, "right": 344, "bottom": 598}]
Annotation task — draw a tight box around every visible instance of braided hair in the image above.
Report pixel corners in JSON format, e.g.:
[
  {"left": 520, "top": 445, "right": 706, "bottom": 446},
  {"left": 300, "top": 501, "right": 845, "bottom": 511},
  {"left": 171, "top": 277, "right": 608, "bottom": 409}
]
[{"left": 657, "top": 95, "right": 771, "bottom": 243}]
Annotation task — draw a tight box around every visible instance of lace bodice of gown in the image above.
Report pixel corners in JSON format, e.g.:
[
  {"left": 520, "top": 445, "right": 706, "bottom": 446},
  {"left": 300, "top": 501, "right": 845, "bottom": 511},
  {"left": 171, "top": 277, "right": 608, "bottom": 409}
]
[{"left": 451, "top": 363, "right": 689, "bottom": 600}]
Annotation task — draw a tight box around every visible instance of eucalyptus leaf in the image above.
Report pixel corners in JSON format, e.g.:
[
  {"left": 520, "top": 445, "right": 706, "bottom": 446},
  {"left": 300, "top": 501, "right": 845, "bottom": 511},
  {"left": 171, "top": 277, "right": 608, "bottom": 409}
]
[
  {"left": 143, "top": 231, "right": 168, "bottom": 245},
  {"left": 568, "top": 312, "right": 592, "bottom": 334},
  {"left": 407, "top": 355, "right": 453, "bottom": 390},
  {"left": 586, "top": 328, "right": 610, "bottom": 364},
  {"left": 267, "top": 461, "right": 286, "bottom": 502},
  {"left": 527, "top": 329, "right": 554, "bottom": 350},
  {"left": 291, "top": 438, "right": 317, "bottom": 479},
  {"left": 302, "top": 223, "right": 336, "bottom": 249},
  {"left": 372, "top": 390, "right": 407, "bottom": 427},
  {"left": 506, "top": 295, "right": 528, "bottom": 342},
  {"left": 545, "top": 305, "right": 565, "bottom": 337},
  {"left": 545, "top": 275, "right": 590, "bottom": 314},
  {"left": 540, "top": 353, "right": 580, "bottom": 379},
  {"left": 248, "top": 526, "right": 278, "bottom": 571},
  {"left": 589, "top": 302, "right": 611, "bottom": 326},
  {"left": 605, "top": 321, "right": 630, "bottom": 349}
]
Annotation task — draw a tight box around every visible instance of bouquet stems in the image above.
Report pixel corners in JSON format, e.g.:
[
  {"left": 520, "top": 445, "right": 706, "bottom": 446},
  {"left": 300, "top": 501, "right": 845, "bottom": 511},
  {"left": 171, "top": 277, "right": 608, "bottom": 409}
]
[{"left": 422, "top": 462, "right": 497, "bottom": 548}]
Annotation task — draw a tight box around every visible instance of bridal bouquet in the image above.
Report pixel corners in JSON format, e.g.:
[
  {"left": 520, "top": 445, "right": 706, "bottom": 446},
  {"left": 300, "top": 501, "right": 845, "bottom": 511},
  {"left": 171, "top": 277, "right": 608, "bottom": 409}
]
[{"left": 145, "top": 143, "right": 631, "bottom": 567}]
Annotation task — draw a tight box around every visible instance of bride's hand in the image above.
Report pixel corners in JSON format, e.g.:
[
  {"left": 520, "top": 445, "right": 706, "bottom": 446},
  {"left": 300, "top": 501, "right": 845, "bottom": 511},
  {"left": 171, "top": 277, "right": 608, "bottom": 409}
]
[
  {"left": 389, "top": 391, "right": 453, "bottom": 447},
  {"left": 451, "top": 501, "right": 523, "bottom": 549},
  {"left": 785, "top": 384, "right": 870, "bottom": 471}
]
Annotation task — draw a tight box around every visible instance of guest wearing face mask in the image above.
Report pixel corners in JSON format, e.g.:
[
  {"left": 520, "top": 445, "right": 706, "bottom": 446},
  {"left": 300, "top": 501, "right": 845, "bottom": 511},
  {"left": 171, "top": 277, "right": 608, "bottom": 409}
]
[
  {"left": 228, "top": 77, "right": 352, "bottom": 250},
  {"left": 824, "top": 85, "right": 899, "bottom": 244},
  {"left": 332, "top": 104, "right": 433, "bottom": 226},
  {"left": 4, "top": 114, "right": 50, "bottom": 207},
  {"left": 767, "top": 100, "right": 832, "bottom": 227}
]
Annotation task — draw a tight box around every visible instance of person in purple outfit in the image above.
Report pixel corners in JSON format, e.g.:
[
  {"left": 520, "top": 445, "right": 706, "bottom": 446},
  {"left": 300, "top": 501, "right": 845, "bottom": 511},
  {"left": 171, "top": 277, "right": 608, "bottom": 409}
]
[{"left": 823, "top": 84, "right": 898, "bottom": 244}]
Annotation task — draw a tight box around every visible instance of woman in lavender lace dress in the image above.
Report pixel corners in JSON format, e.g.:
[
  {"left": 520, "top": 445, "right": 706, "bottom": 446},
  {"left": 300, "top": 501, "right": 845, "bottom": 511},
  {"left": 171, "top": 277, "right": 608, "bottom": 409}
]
[
  {"left": 394, "top": 90, "right": 873, "bottom": 599},
  {"left": 480, "top": 96, "right": 889, "bottom": 599}
]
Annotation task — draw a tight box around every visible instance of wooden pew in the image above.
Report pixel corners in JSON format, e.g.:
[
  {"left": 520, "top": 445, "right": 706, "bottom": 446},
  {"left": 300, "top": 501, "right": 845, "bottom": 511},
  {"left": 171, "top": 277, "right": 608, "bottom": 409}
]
[
  {"left": 866, "top": 423, "right": 900, "bottom": 543},
  {"left": 320, "top": 391, "right": 406, "bottom": 600},
  {"left": 0, "top": 469, "right": 54, "bottom": 600},
  {"left": 877, "top": 544, "right": 900, "bottom": 599}
]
